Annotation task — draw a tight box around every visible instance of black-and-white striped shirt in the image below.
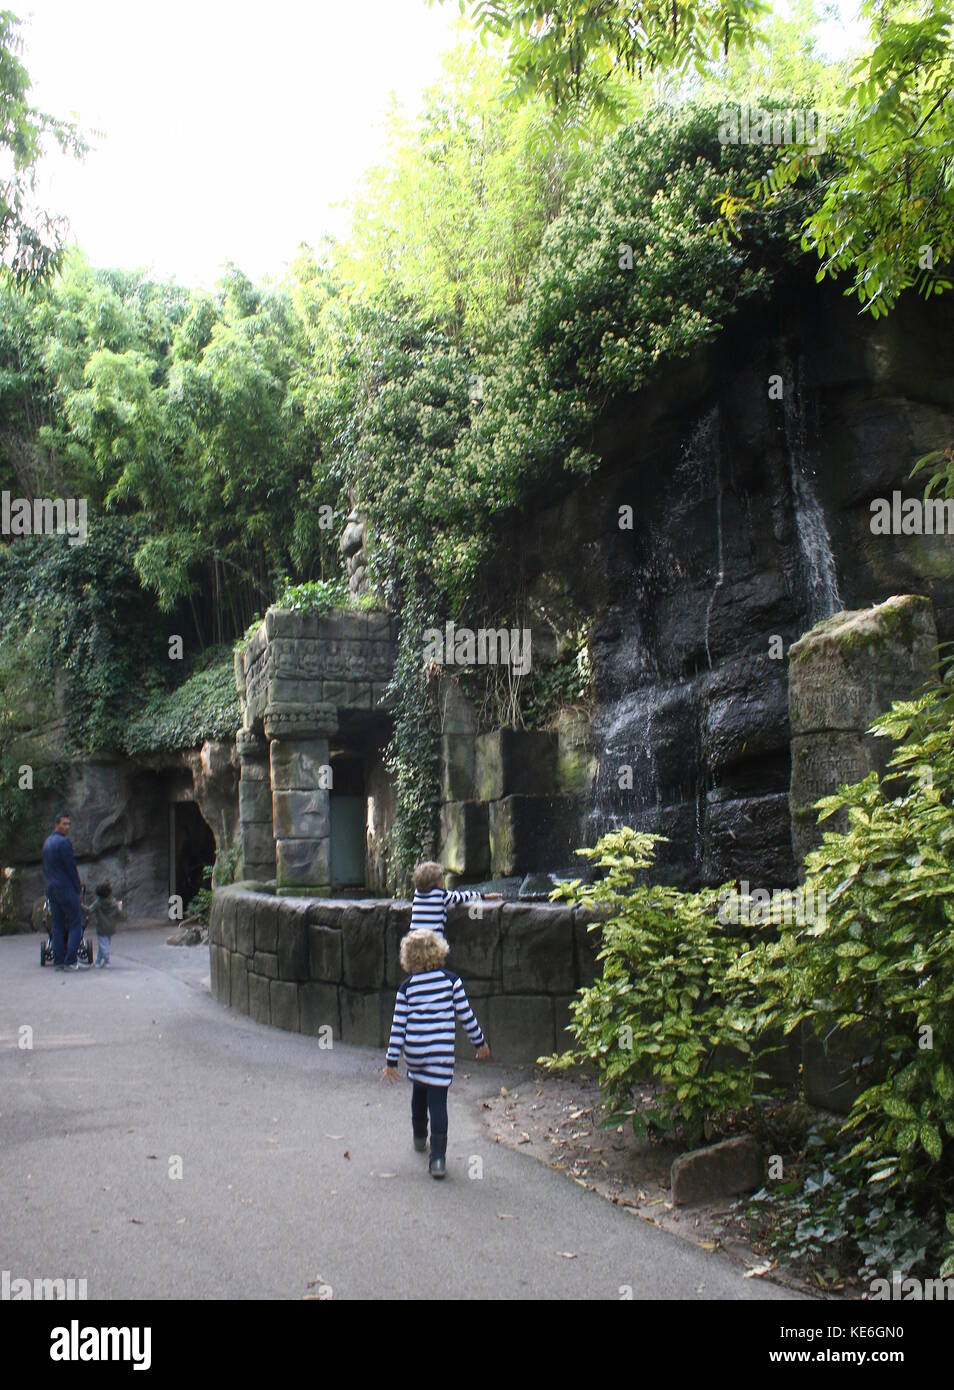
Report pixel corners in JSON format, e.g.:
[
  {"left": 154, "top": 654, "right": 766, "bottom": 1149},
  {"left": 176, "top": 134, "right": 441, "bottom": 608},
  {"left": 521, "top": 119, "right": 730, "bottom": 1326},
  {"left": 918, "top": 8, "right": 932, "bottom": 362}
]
[
  {"left": 386, "top": 969, "right": 484, "bottom": 1087},
  {"left": 410, "top": 886, "right": 480, "bottom": 936}
]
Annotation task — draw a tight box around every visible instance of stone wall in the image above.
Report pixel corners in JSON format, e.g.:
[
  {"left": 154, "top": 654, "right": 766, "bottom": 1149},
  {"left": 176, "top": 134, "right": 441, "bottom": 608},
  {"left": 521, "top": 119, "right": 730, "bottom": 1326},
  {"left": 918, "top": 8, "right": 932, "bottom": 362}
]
[
  {"left": 209, "top": 883, "right": 601, "bottom": 1063},
  {"left": 788, "top": 595, "right": 938, "bottom": 866}
]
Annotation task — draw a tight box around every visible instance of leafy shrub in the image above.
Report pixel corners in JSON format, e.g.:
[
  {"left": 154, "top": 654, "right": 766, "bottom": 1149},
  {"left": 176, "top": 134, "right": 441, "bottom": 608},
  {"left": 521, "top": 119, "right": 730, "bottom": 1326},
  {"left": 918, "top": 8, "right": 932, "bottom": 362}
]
[
  {"left": 543, "top": 827, "right": 764, "bottom": 1145},
  {"left": 273, "top": 576, "right": 349, "bottom": 614},
  {"left": 123, "top": 646, "right": 240, "bottom": 754}
]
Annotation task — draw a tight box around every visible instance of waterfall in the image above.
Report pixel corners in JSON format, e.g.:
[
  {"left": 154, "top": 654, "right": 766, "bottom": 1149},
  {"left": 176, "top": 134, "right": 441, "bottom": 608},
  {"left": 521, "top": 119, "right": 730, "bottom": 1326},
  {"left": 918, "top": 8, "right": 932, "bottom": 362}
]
[{"left": 783, "top": 357, "right": 843, "bottom": 625}]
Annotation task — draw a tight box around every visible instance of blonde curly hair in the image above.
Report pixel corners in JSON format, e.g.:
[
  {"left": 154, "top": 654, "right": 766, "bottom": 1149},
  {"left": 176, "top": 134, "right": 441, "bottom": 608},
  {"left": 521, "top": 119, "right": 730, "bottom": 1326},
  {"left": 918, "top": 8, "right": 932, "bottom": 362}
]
[
  {"left": 400, "top": 929, "right": 449, "bottom": 975},
  {"left": 413, "top": 860, "right": 445, "bottom": 891}
]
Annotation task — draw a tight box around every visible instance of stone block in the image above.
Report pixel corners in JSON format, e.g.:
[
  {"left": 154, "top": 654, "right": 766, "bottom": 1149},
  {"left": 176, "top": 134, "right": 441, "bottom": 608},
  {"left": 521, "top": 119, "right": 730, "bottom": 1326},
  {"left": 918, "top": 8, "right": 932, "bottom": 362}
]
[
  {"left": 308, "top": 922, "right": 343, "bottom": 981},
  {"left": 300, "top": 982, "right": 341, "bottom": 1042},
  {"left": 386, "top": 903, "right": 413, "bottom": 987},
  {"left": 555, "top": 709, "right": 598, "bottom": 796},
  {"left": 254, "top": 896, "right": 280, "bottom": 953},
  {"left": 574, "top": 908, "right": 604, "bottom": 987},
  {"left": 218, "top": 894, "right": 237, "bottom": 952},
  {"left": 242, "top": 824, "right": 276, "bottom": 864},
  {"left": 554, "top": 995, "right": 578, "bottom": 1055},
  {"left": 441, "top": 734, "right": 476, "bottom": 803},
  {"left": 252, "top": 952, "right": 279, "bottom": 979},
  {"left": 208, "top": 896, "right": 226, "bottom": 948},
  {"left": 485, "top": 995, "right": 555, "bottom": 1064},
  {"left": 209, "top": 943, "right": 229, "bottom": 1001},
  {"left": 275, "top": 837, "right": 331, "bottom": 891},
  {"left": 339, "top": 988, "right": 389, "bottom": 1047},
  {"left": 438, "top": 801, "right": 489, "bottom": 879},
  {"left": 269, "top": 737, "right": 331, "bottom": 791},
  {"left": 341, "top": 903, "right": 387, "bottom": 989},
  {"left": 789, "top": 595, "right": 937, "bottom": 736},
  {"left": 475, "top": 730, "right": 559, "bottom": 801},
  {"left": 307, "top": 900, "right": 347, "bottom": 929},
  {"left": 802, "top": 1022, "right": 876, "bottom": 1114},
  {"left": 671, "top": 1135, "right": 763, "bottom": 1206},
  {"left": 239, "top": 776, "right": 273, "bottom": 823},
  {"left": 272, "top": 788, "right": 331, "bottom": 841},
  {"left": 229, "top": 951, "right": 248, "bottom": 1014},
  {"left": 277, "top": 899, "right": 310, "bottom": 980},
  {"left": 248, "top": 971, "right": 271, "bottom": 1025},
  {"left": 501, "top": 905, "right": 575, "bottom": 994},
  {"left": 234, "top": 897, "right": 255, "bottom": 957},
  {"left": 270, "top": 980, "right": 300, "bottom": 1033},
  {"left": 443, "top": 901, "right": 501, "bottom": 981}
]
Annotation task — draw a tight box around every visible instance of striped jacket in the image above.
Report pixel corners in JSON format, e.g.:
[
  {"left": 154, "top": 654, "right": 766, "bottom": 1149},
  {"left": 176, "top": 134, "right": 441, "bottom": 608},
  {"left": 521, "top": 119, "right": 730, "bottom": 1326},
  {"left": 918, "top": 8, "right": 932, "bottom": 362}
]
[
  {"left": 386, "top": 968, "right": 485, "bottom": 1087},
  {"left": 409, "top": 886, "right": 481, "bottom": 936}
]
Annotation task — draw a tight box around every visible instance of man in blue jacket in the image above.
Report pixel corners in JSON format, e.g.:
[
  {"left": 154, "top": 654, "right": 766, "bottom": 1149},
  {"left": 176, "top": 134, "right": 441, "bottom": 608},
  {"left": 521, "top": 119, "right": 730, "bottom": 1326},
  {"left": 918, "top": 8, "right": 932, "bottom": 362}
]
[{"left": 42, "top": 812, "right": 85, "bottom": 971}]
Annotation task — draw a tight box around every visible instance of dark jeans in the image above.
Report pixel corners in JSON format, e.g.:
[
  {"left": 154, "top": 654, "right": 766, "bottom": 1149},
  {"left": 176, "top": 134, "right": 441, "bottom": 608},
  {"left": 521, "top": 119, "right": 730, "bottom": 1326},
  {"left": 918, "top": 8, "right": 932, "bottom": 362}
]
[
  {"left": 411, "top": 1082, "right": 448, "bottom": 1159},
  {"left": 49, "top": 890, "right": 83, "bottom": 966}
]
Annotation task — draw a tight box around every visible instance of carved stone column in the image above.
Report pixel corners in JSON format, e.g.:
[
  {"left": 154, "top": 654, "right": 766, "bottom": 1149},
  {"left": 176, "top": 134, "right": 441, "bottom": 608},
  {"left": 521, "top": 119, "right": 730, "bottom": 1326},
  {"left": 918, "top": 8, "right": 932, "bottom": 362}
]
[
  {"left": 264, "top": 704, "right": 338, "bottom": 895},
  {"left": 236, "top": 728, "right": 275, "bottom": 881}
]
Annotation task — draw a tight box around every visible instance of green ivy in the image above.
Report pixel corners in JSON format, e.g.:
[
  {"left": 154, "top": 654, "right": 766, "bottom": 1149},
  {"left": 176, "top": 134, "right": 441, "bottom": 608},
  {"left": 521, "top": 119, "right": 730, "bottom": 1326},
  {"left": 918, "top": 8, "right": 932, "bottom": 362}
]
[{"left": 123, "top": 645, "right": 240, "bottom": 754}]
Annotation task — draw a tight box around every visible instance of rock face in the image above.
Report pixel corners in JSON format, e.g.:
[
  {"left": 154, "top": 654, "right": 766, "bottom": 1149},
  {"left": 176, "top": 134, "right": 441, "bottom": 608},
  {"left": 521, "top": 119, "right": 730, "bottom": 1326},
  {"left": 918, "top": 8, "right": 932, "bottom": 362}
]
[
  {"left": 503, "top": 278, "right": 954, "bottom": 889},
  {"left": 3, "top": 741, "right": 240, "bottom": 926},
  {"left": 788, "top": 595, "right": 938, "bottom": 865}
]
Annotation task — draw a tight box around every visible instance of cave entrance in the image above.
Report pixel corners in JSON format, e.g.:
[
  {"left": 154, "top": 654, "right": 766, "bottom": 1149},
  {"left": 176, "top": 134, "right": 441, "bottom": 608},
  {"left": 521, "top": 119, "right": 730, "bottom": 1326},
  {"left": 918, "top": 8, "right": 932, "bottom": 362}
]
[
  {"left": 330, "top": 755, "right": 366, "bottom": 891},
  {"left": 169, "top": 801, "right": 216, "bottom": 912}
]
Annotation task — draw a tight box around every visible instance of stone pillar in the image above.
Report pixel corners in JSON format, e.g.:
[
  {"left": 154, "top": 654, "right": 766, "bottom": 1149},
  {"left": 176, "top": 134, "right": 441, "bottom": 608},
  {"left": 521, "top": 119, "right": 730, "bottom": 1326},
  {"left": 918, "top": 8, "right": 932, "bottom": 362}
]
[
  {"left": 265, "top": 705, "right": 338, "bottom": 895},
  {"left": 789, "top": 594, "right": 937, "bottom": 871},
  {"left": 236, "top": 729, "right": 275, "bottom": 881}
]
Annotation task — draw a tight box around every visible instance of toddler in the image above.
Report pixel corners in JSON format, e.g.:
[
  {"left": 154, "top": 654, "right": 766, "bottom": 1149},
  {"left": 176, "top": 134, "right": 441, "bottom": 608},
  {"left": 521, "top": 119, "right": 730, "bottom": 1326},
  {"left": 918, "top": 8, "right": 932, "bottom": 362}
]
[
  {"left": 382, "top": 928, "right": 489, "bottom": 1178},
  {"left": 410, "top": 859, "right": 501, "bottom": 935},
  {"left": 87, "top": 881, "right": 123, "bottom": 967}
]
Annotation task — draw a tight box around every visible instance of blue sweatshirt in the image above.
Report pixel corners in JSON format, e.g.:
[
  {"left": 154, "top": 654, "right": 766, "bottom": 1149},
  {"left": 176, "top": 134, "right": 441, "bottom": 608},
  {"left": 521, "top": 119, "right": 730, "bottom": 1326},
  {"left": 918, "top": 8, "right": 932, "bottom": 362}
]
[{"left": 41, "top": 831, "right": 82, "bottom": 900}]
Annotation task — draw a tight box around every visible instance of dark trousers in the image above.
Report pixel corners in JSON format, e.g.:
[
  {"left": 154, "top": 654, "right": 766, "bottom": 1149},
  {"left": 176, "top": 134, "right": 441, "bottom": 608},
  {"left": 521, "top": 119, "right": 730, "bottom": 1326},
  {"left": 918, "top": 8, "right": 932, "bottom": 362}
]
[
  {"left": 411, "top": 1082, "right": 448, "bottom": 1159},
  {"left": 49, "top": 891, "right": 83, "bottom": 966}
]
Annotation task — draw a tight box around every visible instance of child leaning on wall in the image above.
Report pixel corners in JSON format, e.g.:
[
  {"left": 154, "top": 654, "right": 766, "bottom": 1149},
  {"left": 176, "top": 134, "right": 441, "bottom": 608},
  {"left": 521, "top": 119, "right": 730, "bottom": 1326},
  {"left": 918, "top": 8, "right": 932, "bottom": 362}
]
[
  {"left": 410, "top": 860, "right": 501, "bottom": 935},
  {"left": 382, "top": 928, "right": 489, "bottom": 1179}
]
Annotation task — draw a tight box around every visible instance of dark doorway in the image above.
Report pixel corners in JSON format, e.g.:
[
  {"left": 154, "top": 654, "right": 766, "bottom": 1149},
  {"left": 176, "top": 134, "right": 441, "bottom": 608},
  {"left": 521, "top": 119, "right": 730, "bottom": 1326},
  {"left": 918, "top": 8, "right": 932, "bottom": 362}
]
[
  {"left": 170, "top": 801, "right": 216, "bottom": 911},
  {"left": 330, "top": 756, "right": 366, "bottom": 890}
]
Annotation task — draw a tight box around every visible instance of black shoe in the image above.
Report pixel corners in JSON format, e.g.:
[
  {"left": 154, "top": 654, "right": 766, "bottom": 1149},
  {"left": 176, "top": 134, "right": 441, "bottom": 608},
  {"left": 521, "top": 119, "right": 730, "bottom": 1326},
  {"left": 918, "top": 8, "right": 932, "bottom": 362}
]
[
  {"left": 429, "top": 1156, "right": 446, "bottom": 1179},
  {"left": 413, "top": 1135, "right": 428, "bottom": 1153}
]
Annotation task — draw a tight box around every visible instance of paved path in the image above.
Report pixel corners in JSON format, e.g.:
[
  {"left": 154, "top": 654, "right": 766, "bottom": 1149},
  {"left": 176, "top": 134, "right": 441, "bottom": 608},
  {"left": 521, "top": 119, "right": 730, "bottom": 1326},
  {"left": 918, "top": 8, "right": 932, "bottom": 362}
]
[{"left": 0, "top": 929, "right": 803, "bottom": 1301}]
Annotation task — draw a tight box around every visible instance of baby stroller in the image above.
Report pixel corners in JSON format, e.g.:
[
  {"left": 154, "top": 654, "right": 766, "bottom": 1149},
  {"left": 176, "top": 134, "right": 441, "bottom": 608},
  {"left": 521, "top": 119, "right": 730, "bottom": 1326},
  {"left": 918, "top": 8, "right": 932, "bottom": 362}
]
[{"left": 40, "top": 887, "right": 95, "bottom": 968}]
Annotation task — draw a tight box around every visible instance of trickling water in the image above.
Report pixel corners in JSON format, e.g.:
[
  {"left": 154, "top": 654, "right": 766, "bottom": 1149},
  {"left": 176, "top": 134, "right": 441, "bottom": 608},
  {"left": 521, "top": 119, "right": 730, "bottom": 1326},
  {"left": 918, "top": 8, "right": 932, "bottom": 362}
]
[
  {"left": 783, "top": 357, "right": 843, "bottom": 624},
  {"left": 704, "top": 439, "right": 725, "bottom": 671}
]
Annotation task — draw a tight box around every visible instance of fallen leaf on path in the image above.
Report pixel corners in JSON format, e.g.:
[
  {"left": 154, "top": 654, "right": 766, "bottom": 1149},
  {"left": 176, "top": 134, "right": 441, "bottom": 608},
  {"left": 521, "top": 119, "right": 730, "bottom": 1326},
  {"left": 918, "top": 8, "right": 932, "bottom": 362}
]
[
  {"left": 372, "top": 1172, "right": 396, "bottom": 1179},
  {"left": 496, "top": 1213, "right": 519, "bottom": 1220},
  {"left": 129, "top": 1218, "right": 144, "bottom": 1225},
  {"left": 699, "top": 1241, "right": 719, "bottom": 1251},
  {"left": 500, "top": 1087, "right": 509, "bottom": 1097},
  {"left": 343, "top": 1151, "right": 350, "bottom": 1160},
  {"left": 557, "top": 1251, "right": 577, "bottom": 1259},
  {"left": 743, "top": 1262, "right": 777, "bottom": 1278},
  {"left": 326, "top": 1134, "right": 345, "bottom": 1139},
  {"left": 518, "top": 1132, "right": 531, "bottom": 1144}
]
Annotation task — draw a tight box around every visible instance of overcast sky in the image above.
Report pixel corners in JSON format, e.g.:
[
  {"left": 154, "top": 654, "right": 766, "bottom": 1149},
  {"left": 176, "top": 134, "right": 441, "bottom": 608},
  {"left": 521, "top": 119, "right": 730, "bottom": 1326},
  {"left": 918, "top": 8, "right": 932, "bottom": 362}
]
[
  {"left": 19, "top": 0, "right": 866, "bottom": 290},
  {"left": 21, "top": 0, "right": 460, "bottom": 288}
]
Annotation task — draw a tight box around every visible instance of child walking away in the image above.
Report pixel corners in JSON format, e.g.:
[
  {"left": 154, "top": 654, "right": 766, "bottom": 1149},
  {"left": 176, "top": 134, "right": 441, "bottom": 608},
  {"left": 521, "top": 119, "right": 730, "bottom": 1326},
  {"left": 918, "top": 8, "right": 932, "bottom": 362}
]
[
  {"left": 87, "top": 882, "right": 123, "bottom": 968},
  {"left": 410, "top": 860, "right": 501, "bottom": 936},
  {"left": 382, "top": 929, "right": 489, "bottom": 1178}
]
